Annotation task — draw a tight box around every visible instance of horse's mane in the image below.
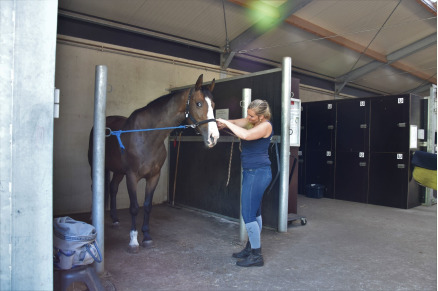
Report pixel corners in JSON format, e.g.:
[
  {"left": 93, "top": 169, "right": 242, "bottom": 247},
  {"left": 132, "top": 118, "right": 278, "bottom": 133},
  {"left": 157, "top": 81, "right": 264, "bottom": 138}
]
[
  {"left": 129, "top": 84, "right": 213, "bottom": 118},
  {"left": 129, "top": 89, "right": 184, "bottom": 117}
]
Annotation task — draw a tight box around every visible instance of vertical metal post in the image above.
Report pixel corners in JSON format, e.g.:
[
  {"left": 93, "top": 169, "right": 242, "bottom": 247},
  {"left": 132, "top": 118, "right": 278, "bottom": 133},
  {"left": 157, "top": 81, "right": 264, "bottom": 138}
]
[
  {"left": 239, "top": 89, "right": 252, "bottom": 242},
  {"left": 424, "top": 85, "right": 437, "bottom": 205},
  {"left": 92, "top": 65, "right": 107, "bottom": 275},
  {"left": 279, "top": 57, "right": 291, "bottom": 232},
  {"left": 427, "top": 84, "right": 437, "bottom": 154}
]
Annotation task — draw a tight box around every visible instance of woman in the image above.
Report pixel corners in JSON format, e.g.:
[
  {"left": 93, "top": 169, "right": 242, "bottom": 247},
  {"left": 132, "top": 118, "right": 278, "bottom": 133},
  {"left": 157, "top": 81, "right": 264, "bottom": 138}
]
[{"left": 216, "top": 99, "right": 273, "bottom": 267}]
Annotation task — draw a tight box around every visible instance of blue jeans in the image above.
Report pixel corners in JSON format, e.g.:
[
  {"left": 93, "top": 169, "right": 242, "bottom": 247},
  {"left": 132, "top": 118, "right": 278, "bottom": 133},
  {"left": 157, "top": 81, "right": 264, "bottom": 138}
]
[{"left": 241, "top": 166, "right": 272, "bottom": 223}]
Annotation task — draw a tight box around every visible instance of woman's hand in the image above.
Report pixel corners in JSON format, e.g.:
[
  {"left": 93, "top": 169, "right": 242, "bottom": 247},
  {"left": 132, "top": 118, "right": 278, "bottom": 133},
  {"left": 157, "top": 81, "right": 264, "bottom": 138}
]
[{"left": 216, "top": 118, "right": 228, "bottom": 130}]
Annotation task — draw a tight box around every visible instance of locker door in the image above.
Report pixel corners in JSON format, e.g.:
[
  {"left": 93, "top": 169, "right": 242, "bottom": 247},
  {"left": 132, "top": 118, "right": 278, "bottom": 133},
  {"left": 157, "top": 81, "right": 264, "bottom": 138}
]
[
  {"left": 306, "top": 101, "right": 335, "bottom": 151},
  {"left": 304, "top": 101, "right": 336, "bottom": 198},
  {"left": 305, "top": 150, "right": 335, "bottom": 198},
  {"left": 368, "top": 152, "right": 409, "bottom": 208},
  {"left": 370, "top": 96, "right": 410, "bottom": 153},
  {"left": 336, "top": 99, "right": 369, "bottom": 152},
  {"left": 335, "top": 151, "right": 368, "bottom": 203}
]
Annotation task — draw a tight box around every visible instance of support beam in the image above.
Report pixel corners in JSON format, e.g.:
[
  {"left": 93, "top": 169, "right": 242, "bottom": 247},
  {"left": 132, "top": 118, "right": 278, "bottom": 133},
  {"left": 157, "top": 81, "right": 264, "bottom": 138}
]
[
  {"left": 222, "top": 0, "right": 311, "bottom": 69},
  {"left": 335, "top": 33, "right": 437, "bottom": 94},
  {"left": 387, "top": 34, "right": 437, "bottom": 62}
]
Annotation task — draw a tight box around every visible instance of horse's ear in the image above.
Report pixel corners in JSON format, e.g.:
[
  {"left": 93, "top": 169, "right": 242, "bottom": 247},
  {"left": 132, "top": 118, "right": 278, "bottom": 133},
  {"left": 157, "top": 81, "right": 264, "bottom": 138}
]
[
  {"left": 208, "top": 79, "right": 215, "bottom": 92},
  {"left": 195, "top": 74, "right": 203, "bottom": 90}
]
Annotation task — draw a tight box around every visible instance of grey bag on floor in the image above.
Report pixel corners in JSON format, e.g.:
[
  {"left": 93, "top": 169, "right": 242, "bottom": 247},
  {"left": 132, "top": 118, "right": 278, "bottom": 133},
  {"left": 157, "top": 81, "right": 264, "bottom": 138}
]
[{"left": 53, "top": 216, "right": 102, "bottom": 270}]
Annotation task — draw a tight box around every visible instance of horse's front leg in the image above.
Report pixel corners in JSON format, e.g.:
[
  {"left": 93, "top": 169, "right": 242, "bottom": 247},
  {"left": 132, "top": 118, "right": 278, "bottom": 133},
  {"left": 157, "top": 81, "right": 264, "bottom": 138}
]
[
  {"left": 141, "top": 173, "right": 161, "bottom": 248},
  {"left": 125, "top": 173, "right": 140, "bottom": 253},
  {"left": 109, "top": 173, "right": 124, "bottom": 224}
]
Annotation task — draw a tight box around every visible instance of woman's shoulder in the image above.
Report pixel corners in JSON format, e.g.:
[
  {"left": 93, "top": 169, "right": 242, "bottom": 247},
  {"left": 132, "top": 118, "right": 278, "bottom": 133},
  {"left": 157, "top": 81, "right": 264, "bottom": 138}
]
[{"left": 261, "top": 121, "right": 273, "bottom": 138}]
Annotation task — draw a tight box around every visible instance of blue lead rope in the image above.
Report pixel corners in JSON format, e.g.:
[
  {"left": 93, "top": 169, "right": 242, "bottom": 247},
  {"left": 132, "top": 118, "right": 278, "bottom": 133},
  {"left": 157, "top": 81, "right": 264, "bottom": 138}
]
[{"left": 106, "top": 124, "right": 197, "bottom": 151}]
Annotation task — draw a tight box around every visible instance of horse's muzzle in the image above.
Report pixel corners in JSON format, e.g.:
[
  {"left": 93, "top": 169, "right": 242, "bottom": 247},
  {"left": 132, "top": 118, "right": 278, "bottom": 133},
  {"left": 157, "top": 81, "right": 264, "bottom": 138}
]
[{"left": 206, "top": 133, "right": 218, "bottom": 148}]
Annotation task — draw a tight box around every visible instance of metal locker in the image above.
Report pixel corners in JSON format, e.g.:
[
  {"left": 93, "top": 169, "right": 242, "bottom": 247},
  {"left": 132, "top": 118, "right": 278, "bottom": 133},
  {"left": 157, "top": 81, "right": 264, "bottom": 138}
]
[
  {"left": 306, "top": 101, "right": 336, "bottom": 151},
  {"left": 305, "top": 149, "right": 335, "bottom": 198},
  {"left": 368, "top": 94, "right": 421, "bottom": 209},
  {"left": 334, "top": 99, "right": 369, "bottom": 202},
  {"left": 303, "top": 101, "right": 336, "bottom": 198},
  {"left": 368, "top": 152, "right": 413, "bottom": 208},
  {"left": 335, "top": 151, "right": 368, "bottom": 203},
  {"left": 370, "top": 96, "right": 410, "bottom": 153},
  {"left": 336, "top": 99, "right": 369, "bottom": 152}
]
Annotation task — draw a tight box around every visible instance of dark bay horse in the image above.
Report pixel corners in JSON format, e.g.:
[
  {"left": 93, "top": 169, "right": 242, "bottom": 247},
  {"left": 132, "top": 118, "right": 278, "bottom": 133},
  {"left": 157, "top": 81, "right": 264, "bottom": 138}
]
[{"left": 88, "top": 74, "right": 219, "bottom": 252}]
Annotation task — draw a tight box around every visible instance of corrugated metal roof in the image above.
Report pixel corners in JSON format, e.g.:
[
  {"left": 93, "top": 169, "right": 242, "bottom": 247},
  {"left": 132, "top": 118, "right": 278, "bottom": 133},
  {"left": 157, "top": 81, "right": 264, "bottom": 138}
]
[{"left": 58, "top": 0, "right": 437, "bottom": 96}]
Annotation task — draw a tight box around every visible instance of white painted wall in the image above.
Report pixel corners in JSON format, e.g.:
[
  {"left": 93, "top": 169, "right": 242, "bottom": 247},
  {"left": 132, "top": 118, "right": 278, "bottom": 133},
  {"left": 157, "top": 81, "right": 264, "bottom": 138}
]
[
  {"left": 1, "top": 1, "right": 57, "bottom": 289},
  {"left": 53, "top": 38, "right": 236, "bottom": 215}
]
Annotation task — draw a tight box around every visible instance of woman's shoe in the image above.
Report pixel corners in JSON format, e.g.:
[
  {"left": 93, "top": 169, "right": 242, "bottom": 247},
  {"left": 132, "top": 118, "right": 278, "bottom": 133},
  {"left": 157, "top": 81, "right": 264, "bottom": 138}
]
[
  {"left": 232, "top": 241, "right": 251, "bottom": 258},
  {"left": 236, "top": 248, "right": 264, "bottom": 267}
]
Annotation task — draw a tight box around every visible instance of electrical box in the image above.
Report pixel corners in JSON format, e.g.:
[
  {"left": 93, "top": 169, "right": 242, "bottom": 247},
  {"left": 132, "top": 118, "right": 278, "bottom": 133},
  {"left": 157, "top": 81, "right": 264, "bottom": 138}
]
[{"left": 290, "top": 98, "right": 301, "bottom": 147}]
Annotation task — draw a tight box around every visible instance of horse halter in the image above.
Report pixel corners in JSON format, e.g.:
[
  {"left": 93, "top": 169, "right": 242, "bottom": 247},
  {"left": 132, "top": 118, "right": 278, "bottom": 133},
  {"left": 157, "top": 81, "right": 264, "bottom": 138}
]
[{"left": 185, "top": 87, "right": 216, "bottom": 127}]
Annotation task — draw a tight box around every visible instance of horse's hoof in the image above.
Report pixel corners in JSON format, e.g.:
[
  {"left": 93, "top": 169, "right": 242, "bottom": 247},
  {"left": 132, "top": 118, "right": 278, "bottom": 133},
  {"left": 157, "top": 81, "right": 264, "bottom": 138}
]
[
  {"left": 142, "top": 240, "right": 154, "bottom": 248},
  {"left": 127, "top": 245, "right": 139, "bottom": 254}
]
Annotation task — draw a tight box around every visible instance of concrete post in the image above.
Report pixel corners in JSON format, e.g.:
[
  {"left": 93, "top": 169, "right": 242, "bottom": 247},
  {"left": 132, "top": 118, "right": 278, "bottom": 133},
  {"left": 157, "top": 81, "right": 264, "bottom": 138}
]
[{"left": 0, "top": 1, "right": 58, "bottom": 289}]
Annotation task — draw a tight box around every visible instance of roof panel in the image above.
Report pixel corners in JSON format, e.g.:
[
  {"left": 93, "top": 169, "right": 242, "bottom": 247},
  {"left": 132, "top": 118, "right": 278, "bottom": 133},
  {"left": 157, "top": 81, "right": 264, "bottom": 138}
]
[
  {"left": 57, "top": 0, "right": 437, "bottom": 95},
  {"left": 353, "top": 65, "right": 427, "bottom": 94},
  {"left": 244, "top": 23, "right": 374, "bottom": 78}
]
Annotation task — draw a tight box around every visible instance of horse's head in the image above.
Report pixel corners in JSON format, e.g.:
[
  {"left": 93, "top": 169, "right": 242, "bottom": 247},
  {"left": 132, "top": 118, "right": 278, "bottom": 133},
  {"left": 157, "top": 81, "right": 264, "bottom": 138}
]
[{"left": 186, "top": 74, "right": 219, "bottom": 148}]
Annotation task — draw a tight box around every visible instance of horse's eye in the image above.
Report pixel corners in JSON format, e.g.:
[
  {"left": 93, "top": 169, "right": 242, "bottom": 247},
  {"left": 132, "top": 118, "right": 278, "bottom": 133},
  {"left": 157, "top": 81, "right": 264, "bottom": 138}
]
[{"left": 196, "top": 102, "right": 202, "bottom": 107}]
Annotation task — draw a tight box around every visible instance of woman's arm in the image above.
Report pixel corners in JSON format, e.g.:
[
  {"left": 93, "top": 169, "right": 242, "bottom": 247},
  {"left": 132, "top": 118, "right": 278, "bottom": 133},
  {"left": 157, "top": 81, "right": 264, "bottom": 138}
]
[
  {"left": 216, "top": 118, "right": 272, "bottom": 141},
  {"left": 217, "top": 118, "right": 248, "bottom": 130}
]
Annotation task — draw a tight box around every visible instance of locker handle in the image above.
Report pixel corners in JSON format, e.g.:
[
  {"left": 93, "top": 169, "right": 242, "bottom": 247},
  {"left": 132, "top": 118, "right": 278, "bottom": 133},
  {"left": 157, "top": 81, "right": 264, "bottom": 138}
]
[
  {"left": 359, "top": 162, "right": 367, "bottom": 167},
  {"left": 397, "top": 123, "right": 406, "bottom": 128},
  {"left": 397, "top": 164, "right": 405, "bottom": 169},
  {"left": 327, "top": 125, "right": 334, "bottom": 130},
  {"left": 327, "top": 160, "right": 333, "bottom": 165},
  {"left": 360, "top": 124, "right": 367, "bottom": 129}
]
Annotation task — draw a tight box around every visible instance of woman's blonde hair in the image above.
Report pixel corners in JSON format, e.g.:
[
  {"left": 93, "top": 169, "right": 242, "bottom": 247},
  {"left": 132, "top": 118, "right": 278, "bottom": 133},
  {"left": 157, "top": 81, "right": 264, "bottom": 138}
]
[{"left": 248, "top": 99, "right": 271, "bottom": 121}]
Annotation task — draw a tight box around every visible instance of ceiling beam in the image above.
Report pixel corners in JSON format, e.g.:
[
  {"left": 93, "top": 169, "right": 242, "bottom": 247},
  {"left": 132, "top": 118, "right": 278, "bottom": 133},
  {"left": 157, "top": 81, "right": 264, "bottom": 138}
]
[
  {"left": 387, "top": 33, "right": 437, "bottom": 62},
  {"left": 416, "top": 0, "right": 437, "bottom": 15},
  {"left": 335, "top": 33, "right": 437, "bottom": 94},
  {"left": 402, "top": 80, "right": 436, "bottom": 95},
  {"left": 222, "top": 0, "right": 312, "bottom": 69}
]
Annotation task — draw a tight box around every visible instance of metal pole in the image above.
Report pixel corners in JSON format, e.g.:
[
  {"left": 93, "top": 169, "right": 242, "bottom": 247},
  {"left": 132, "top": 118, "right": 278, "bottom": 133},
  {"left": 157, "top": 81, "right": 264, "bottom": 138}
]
[
  {"left": 278, "top": 57, "right": 291, "bottom": 232},
  {"left": 424, "top": 85, "right": 437, "bottom": 205},
  {"left": 239, "top": 89, "right": 252, "bottom": 242},
  {"left": 92, "top": 65, "right": 107, "bottom": 275},
  {"left": 427, "top": 84, "right": 437, "bottom": 154}
]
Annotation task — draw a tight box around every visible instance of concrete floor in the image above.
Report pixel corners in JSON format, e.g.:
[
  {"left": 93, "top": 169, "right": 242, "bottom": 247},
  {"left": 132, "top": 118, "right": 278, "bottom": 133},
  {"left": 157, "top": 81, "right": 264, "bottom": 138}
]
[{"left": 68, "top": 195, "right": 437, "bottom": 291}]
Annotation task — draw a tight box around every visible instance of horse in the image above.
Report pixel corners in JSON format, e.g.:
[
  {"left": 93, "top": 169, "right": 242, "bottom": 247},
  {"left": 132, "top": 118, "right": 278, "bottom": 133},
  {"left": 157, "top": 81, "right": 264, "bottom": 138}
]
[{"left": 88, "top": 74, "right": 219, "bottom": 253}]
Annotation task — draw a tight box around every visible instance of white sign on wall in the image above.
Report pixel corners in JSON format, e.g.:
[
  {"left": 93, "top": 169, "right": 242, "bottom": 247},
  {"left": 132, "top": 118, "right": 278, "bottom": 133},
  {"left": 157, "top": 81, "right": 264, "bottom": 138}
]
[
  {"left": 290, "top": 98, "right": 301, "bottom": 147},
  {"left": 215, "top": 108, "right": 229, "bottom": 120}
]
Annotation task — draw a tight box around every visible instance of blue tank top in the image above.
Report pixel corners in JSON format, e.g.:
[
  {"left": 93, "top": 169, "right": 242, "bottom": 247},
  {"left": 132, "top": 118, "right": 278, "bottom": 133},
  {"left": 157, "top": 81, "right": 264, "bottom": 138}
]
[{"left": 241, "top": 122, "right": 273, "bottom": 169}]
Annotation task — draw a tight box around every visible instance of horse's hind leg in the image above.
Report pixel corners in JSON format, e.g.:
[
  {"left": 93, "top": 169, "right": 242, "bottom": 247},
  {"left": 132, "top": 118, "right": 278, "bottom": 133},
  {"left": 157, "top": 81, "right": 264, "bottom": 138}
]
[
  {"left": 141, "top": 172, "right": 161, "bottom": 247},
  {"left": 125, "top": 172, "right": 140, "bottom": 253},
  {"left": 109, "top": 173, "right": 124, "bottom": 224}
]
